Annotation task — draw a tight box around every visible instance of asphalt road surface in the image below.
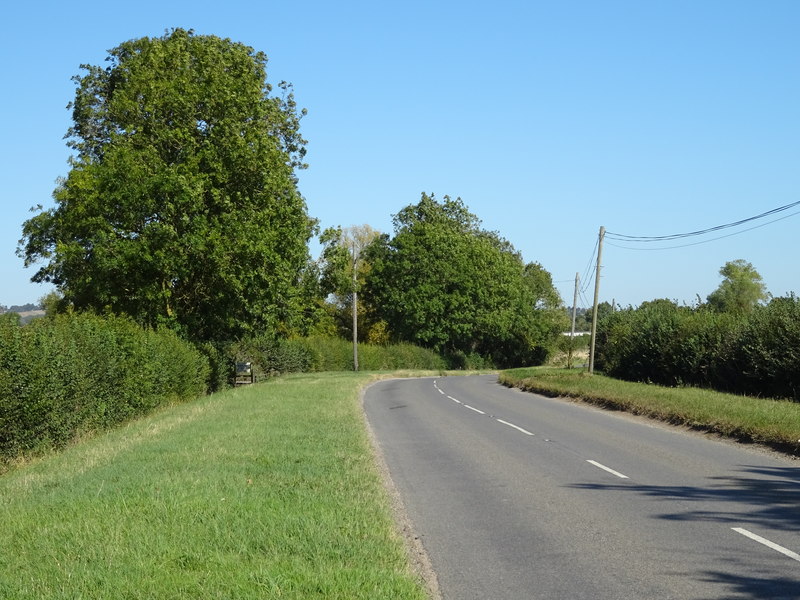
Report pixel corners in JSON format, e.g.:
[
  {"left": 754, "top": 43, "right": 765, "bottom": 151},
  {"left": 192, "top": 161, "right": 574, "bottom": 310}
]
[{"left": 364, "top": 374, "right": 800, "bottom": 600}]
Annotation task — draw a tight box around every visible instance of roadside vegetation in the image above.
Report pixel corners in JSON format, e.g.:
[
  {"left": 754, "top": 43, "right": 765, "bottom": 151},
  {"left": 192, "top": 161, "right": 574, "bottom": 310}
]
[
  {"left": 0, "top": 372, "right": 429, "bottom": 599},
  {"left": 0, "top": 312, "right": 451, "bottom": 469},
  {"left": 0, "top": 311, "right": 208, "bottom": 468},
  {"left": 595, "top": 294, "right": 800, "bottom": 401},
  {"left": 500, "top": 367, "right": 800, "bottom": 454},
  {"left": 5, "top": 22, "right": 799, "bottom": 600}
]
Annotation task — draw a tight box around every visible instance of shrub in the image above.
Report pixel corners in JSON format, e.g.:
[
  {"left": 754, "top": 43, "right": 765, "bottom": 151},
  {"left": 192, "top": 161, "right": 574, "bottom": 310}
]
[
  {"left": 0, "top": 312, "right": 209, "bottom": 463},
  {"left": 232, "top": 335, "right": 447, "bottom": 374},
  {"left": 595, "top": 295, "right": 800, "bottom": 401},
  {"left": 231, "top": 334, "right": 315, "bottom": 379},
  {"left": 721, "top": 296, "right": 800, "bottom": 400}
]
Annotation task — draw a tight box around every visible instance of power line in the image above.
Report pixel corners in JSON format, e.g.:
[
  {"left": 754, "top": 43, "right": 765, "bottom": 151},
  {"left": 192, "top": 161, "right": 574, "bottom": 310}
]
[
  {"left": 606, "top": 199, "right": 800, "bottom": 243},
  {"left": 606, "top": 208, "right": 800, "bottom": 251},
  {"left": 579, "top": 237, "right": 599, "bottom": 294}
]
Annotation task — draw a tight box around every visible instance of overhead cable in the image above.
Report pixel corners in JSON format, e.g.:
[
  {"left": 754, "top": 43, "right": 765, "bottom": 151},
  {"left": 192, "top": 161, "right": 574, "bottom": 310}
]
[
  {"left": 606, "top": 208, "right": 800, "bottom": 251},
  {"left": 606, "top": 199, "right": 800, "bottom": 242}
]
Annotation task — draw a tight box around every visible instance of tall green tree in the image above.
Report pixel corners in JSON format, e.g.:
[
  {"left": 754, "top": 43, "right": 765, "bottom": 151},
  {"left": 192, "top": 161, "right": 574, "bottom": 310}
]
[
  {"left": 19, "top": 29, "right": 314, "bottom": 342},
  {"left": 318, "top": 225, "right": 381, "bottom": 342},
  {"left": 706, "top": 259, "right": 769, "bottom": 314},
  {"left": 363, "top": 193, "right": 564, "bottom": 367}
]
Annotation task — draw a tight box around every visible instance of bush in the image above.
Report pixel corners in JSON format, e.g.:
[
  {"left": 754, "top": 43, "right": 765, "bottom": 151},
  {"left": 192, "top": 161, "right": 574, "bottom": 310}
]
[
  {"left": 595, "top": 295, "right": 800, "bottom": 401},
  {"left": 444, "top": 349, "right": 494, "bottom": 370},
  {"left": 0, "top": 312, "right": 209, "bottom": 463},
  {"left": 720, "top": 296, "right": 800, "bottom": 400},
  {"left": 195, "top": 341, "right": 233, "bottom": 393},
  {"left": 231, "top": 334, "right": 315, "bottom": 379},
  {"left": 232, "top": 335, "right": 447, "bottom": 374}
]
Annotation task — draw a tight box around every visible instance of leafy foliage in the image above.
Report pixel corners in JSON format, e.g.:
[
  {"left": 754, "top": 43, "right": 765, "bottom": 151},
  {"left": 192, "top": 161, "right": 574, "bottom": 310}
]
[
  {"left": 231, "top": 335, "right": 446, "bottom": 375},
  {"left": 317, "top": 225, "right": 381, "bottom": 340},
  {"left": 706, "top": 259, "right": 769, "bottom": 313},
  {"left": 363, "top": 193, "right": 566, "bottom": 367},
  {"left": 19, "top": 29, "right": 314, "bottom": 343},
  {"left": 0, "top": 312, "right": 208, "bottom": 463},
  {"left": 595, "top": 295, "right": 800, "bottom": 400}
]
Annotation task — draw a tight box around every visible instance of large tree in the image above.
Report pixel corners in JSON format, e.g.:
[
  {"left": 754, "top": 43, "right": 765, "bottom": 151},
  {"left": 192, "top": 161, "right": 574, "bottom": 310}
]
[
  {"left": 19, "top": 29, "right": 314, "bottom": 342},
  {"left": 318, "top": 224, "right": 381, "bottom": 341},
  {"left": 706, "top": 259, "right": 769, "bottom": 314},
  {"left": 363, "top": 193, "right": 565, "bottom": 366}
]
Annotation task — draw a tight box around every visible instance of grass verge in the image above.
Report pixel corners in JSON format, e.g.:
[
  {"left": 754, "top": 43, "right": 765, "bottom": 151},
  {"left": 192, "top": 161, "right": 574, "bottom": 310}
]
[
  {"left": 500, "top": 367, "right": 800, "bottom": 456},
  {"left": 0, "top": 372, "right": 430, "bottom": 599}
]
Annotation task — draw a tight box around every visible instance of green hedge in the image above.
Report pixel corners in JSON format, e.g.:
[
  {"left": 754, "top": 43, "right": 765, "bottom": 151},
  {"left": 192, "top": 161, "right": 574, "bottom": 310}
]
[
  {"left": 231, "top": 334, "right": 447, "bottom": 377},
  {"left": 595, "top": 296, "right": 800, "bottom": 400},
  {"left": 0, "top": 312, "right": 208, "bottom": 463}
]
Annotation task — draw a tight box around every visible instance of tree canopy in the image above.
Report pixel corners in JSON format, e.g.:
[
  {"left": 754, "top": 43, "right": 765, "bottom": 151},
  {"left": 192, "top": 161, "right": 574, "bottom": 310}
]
[
  {"left": 19, "top": 29, "right": 314, "bottom": 342},
  {"left": 363, "top": 193, "right": 566, "bottom": 366},
  {"left": 317, "top": 225, "right": 381, "bottom": 340},
  {"left": 706, "top": 259, "right": 769, "bottom": 314}
]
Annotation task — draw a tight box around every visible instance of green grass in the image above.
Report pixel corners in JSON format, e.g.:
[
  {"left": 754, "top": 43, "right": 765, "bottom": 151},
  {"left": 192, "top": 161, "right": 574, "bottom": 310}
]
[
  {"left": 500, "top": 367, "right": 800, "bottom": 454},
  {"left": 0, "top": 372, "right": 430, "bottom": 599}
]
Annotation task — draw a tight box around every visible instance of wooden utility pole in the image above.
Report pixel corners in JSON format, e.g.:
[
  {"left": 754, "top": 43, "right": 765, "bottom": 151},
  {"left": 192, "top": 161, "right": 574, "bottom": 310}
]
[
  {"left": 588, "top": 226, "right": 605, "bottom": 375},
  {"left": 569, "top": 272, "right": 579, "bottom": 368},
  {"left": 352, "top": 241, "right": 359, "bottom": 372}
]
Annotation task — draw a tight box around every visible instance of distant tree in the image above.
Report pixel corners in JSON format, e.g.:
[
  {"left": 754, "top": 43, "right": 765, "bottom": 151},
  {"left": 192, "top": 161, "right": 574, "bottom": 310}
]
[
  {"left": 583, "top": 301, "right": 614, "bottom": 327},
  {"left": 363, "top": 193, "right": 564, "bottom": 366},
  {"left": 706, "top": 259, "right": 769, "bottom": 314},
  {"left": 524, "top": 262, "right": 561, "bottom": 309},
  {"left": 282, "top": 257, "right": 337, "bottom": 338},
  {"left": 7, "top": 303, "right": 39, "bottom": 313},
  {"left": 318, "top": 224, "right": 381, "bottom": 342},
  {"left": 18, "top": 29, "right": 314, "bottom": 342},
  {"left": 38, "top": 292, "right": 63, "bottom": 317}
]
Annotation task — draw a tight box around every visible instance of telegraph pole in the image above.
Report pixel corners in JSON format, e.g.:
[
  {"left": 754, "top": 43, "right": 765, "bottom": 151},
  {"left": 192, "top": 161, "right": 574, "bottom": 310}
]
[
  {"left": 569, "top": 272, "right": 579, "bottom": 368},
  {"left": 352, "top": 241, "right": 359, "bottom": 372},
  {"left": 588, "top": 226, "right": 605, "bottom": 375}
]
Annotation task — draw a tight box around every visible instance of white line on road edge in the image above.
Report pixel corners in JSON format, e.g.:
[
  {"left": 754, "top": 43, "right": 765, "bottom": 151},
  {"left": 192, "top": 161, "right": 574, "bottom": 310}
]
[
  {"left": 586, "top": 460, "right": 629, "bottom": 479},
  {"left": 732, "top": 527, "right": 800, "bottom": 563},
  {"left": 463, "top": 404, "right": 486, "bottom": 415},
  {"left": 496, "top": 419, "right": 534, "bottom": 436}
]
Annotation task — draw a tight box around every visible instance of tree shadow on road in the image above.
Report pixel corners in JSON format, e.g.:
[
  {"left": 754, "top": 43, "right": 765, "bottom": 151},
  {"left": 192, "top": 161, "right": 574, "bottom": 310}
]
[
  {"left": 568, "top": 465, "right": 800, "bottom": 599},
  {"left": 569, "top": 465, "right": 800, "bottom": 531},
  {"left": 697, "top": 570, "right": 800, "bottom": 600}
]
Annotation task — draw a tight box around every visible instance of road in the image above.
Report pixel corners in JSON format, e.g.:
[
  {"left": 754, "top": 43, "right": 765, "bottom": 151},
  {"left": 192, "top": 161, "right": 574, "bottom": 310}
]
[{"left": 363, "top": 374, "right": 800, "bottom": 600}]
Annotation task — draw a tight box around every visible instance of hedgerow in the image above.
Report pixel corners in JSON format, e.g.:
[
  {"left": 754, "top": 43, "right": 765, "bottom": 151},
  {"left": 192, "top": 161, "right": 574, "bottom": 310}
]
[
  {"left": 231, "top": 334, "right": 447, "bottom": 377},
  {"left": 0, "top": 312, "right": 208, "bottom": 464},
  {"left": 595, "top": 295, "right": 800, "bottom": 400}
]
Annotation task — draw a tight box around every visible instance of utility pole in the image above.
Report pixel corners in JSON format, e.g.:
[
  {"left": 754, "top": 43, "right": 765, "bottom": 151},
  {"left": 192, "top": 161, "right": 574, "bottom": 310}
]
[
  {"left": 569, "top": 272, "right": 579, "bottom": 368},
  {"left": 588, "top": 226, "right": 605, "bottom": 375},
  {"left": 352, "top": 241, "right": 359, "bottom": 372}
]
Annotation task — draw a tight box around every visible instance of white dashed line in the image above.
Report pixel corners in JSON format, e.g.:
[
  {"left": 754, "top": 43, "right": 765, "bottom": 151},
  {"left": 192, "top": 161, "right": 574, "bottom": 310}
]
[
  {"left": 447, "top": 396, "right": 462, "bottom": 404},
  {"left": 496, "top": 419, "right": 534, "bottom": 436},
  {"left": 586, "top": 460, "right": 629, "bottom": 479},
  {"left": 463, "top": 404, "right": 486, "bottom": 415},
  {"left": 732, "top": 527, "right": 800, "bottom": 562}
]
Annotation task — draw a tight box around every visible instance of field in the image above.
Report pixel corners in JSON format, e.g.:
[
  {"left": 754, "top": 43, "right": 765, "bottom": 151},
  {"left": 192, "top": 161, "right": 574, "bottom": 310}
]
[{"left": 0, "top": 372, "right": 430, "bottom": 599}]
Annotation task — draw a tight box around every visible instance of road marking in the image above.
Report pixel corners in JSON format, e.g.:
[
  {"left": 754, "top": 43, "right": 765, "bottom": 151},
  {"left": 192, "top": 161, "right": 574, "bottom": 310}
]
[
  {"left": 586, "top": 460, "right": 629, "bottom": 479},
  {"left": 496, "top": 419, "right": 534, "bottom": 436},
  {"left": 463, "top": 404, "right": 486, "bottom": 415},
  {"left": 732, "top": 527, "right": 800, "bottom": 562},
  {"left": 447, "top": 395, "right": 462, "bottom": 404},
  {"left": 437, "top": 388, "right": 445, "bottom": 395}
]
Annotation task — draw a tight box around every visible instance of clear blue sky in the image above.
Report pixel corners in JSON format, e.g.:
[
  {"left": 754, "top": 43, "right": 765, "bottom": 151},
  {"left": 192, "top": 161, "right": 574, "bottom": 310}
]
[{"left": 2, "top": 0, "right": 798, "bottom": 309}]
